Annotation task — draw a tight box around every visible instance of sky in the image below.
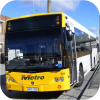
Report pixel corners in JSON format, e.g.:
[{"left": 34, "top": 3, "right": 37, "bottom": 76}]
[{"left": 1, "top": 0, "right": 99, "bottom": 37}]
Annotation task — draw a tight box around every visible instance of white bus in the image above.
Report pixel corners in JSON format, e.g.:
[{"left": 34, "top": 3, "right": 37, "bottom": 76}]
[
  {"left": 5, "top": 12, "right": 99, "bottom": 92},
  {"left": 65, "top": 13, "right": 98, "bottom": 86}
]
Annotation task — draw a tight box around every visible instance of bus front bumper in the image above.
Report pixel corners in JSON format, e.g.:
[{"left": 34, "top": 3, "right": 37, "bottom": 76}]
[{"left": 6, "top": 82, "right": 70, "bottom": 92}]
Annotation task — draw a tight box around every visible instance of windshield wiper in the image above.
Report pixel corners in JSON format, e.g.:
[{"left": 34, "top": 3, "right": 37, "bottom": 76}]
[
  {"left": 9, "top": 65, "right": 25, "bottom": 72},
  {"left": 27, "top": 66, "right": 61, "bottom": 71},
  {"left": 8, "top": 65, "right": 61, "bottom": 72}
]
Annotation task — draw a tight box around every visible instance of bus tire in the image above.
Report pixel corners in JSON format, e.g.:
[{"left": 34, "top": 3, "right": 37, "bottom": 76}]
[
  {"left": 94, "top": 57, "right": 95, "bottom": 66},
  {"left": 92, "top": 57, "right": 95, "bottom": 71},
  {"left": 75, "top": 65, "right": 84, "bottom": 87}
]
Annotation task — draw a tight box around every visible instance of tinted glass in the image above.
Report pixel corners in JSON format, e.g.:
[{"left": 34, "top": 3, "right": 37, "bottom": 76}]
[
  {"left": 6, "top": 28, "right": 62, "bottom": 70},
  {"left": 6, "top": 15, "right": 61, "bottom": 32}
]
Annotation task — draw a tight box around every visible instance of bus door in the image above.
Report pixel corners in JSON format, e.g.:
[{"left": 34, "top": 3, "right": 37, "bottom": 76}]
[
  {"left": 66, "top": 24, "right": 77, "bottom": 86},
  {"left": 72, "top": 34, "right": 77, "bottom": 85},
  {"left": 68, "top": 34, "right": 77, "bottom": 86}
]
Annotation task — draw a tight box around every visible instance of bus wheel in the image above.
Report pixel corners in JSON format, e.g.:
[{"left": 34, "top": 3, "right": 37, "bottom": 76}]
[
  {"left": 92, "top": 57, "right": 95, "bottom": 71},
  {"left": 75, "top": 65, "right": 84, "bottom": 87},
  {"left": 94, "top": 57, "right": 95, "bottom": 69}
]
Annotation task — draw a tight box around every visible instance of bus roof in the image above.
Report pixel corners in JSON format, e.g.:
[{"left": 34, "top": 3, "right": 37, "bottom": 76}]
[
  {"left": 65, "top": 13, "right": 96, "bottom": 38},
  {"left": 6, "top": 12, "right": 64, "bottom": 22},
  {"left": 6, "top": 12, "right": 96, "bottom": 38}
]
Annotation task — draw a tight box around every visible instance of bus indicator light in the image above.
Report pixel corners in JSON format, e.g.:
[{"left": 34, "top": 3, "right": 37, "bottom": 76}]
[
  {"left": 68, "top": 76, "right": 70, "bottom": 78},
  {"left": 58, "top": 85, "right": 61, "bottom": 89},
  {"left": 8, "top": 85, "right": 11, "bottom": 88},
  {"left": 8, "top": 27, "right": 11, "bottom": 30},
  {"left": 8, "top": 24, "right": 11, "bottom": 26},
  {"left": 56, "top": 18, "right": 60, "bottom": 21},
  {"left": 56, "top": 21, "right": 60, "bottom": 25}
]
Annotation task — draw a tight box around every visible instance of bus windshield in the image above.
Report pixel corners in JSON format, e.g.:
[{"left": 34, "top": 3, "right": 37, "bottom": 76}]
[{"left": 6, "top": 28, "right": 62, "bottom": 71}]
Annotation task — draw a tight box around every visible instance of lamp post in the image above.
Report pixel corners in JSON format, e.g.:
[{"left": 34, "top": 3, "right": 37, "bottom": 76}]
[{"left": 48, "top": 0, "right": 51, "bottom": 13}]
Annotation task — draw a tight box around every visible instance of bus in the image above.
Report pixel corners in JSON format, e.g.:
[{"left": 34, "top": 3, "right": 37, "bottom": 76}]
[
  {"left": 97, "top": 43, "right": 100, "bottom": 62},
  {"left": 4, "top": 12, "right": 99, "bottom": 92}
]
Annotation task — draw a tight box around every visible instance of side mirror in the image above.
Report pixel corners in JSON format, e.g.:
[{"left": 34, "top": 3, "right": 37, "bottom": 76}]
[
  {"left": 66, "top": 30, "right": 73, "bottom": 41},
  {"left": 1, "top": 53, "right": 5, "bottom": 64}
]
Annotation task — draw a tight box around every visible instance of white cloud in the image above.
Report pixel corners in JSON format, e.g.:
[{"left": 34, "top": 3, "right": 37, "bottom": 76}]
[
  {"left": 19, "top": 0, "right": 81, "bottom": 11},
  {"left": 89, "top": 27, "right": 97, "bottom": 32},
  {"left": 51, "top": 0, "right": 80, "bottom": 11},
  {"left": 20, "top": 0, "right": 32, "bottom": 6}
]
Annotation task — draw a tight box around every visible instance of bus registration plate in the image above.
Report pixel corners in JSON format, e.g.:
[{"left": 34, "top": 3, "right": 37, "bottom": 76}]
[{"left": 27, "top": 88, "right": 37, "bottom": 91}]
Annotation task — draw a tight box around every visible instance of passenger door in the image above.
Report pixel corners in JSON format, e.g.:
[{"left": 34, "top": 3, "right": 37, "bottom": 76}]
[{"left": 66, "top": 24, "right": 77, "bottom": 86}]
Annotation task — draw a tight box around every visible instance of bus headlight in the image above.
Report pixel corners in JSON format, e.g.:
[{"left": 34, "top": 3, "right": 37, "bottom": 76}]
[
  {"left": 54, "top": 78, "right": 59, "bottom": 82},
  {"left": 7, "top": 78, "right": 10, "bottom": 82},
  {"left": 60, "top": 77, "right": 64, "bottom": 82},
  {"left": 11, "top": 78, "right": 15, "bottom": 82}
]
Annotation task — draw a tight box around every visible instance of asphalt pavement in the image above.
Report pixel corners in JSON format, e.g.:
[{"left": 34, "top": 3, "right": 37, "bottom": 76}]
[
  {"left": 0, "top": 64, "right": 100, "bottom": 99},
  {"left": 80, "top": 65, "right": 100, "bottom": 100}
]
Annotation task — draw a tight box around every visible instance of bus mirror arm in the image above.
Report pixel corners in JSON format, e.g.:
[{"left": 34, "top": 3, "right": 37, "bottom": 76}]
[{"left": 66, "top": 30, "right": 73, "bottom": 41}]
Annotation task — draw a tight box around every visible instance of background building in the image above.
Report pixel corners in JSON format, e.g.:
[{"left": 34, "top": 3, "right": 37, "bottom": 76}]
[{"left": 0, "top": 15, "right": 11, "bottom": 55}]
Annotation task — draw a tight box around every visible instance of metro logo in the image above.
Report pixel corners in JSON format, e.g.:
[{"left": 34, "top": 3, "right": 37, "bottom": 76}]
[{"left": 21, "top": 75, "right": 44, "bottom": 80}]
